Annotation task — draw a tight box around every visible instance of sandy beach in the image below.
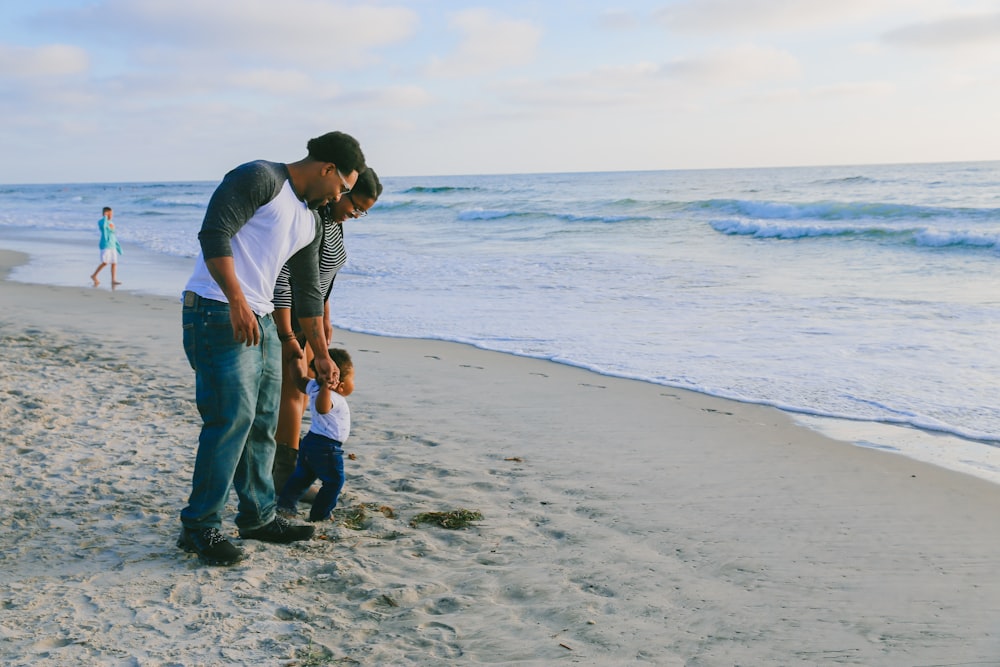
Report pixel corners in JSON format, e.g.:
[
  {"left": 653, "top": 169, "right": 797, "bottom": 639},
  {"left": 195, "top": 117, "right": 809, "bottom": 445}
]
[{"left": 1, "top": 247, "right": 999, "bottom": 666}]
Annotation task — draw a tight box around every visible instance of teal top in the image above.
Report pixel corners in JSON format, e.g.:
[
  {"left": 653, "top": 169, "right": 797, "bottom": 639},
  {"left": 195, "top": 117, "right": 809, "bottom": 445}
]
[{"left": 98, "top": 216, "right": 122, "bottom": 254}]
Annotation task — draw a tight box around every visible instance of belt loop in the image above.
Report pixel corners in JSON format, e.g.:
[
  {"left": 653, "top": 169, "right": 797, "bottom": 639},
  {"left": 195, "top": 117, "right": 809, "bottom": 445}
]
[{"left": 183, "top": 291, "right": 198, "bottom": 307}]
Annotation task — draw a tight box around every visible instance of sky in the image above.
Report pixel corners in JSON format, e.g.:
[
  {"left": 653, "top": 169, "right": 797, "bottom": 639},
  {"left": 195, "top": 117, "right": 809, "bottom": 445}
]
[{"left": 1, "top": 0, "right": 999, "bottom": 183}]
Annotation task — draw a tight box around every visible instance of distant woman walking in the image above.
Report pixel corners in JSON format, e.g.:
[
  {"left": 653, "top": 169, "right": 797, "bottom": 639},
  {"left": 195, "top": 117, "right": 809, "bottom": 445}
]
[{"left": 90, "top": 206, "right": 122, "bottom": 287}]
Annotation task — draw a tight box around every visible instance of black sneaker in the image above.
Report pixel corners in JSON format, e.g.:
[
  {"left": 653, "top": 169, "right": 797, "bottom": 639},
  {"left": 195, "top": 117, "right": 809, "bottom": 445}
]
[
  {"left": 177, "top": 527, "right": 244, "bottom": 566},
  {"left": 239, "top": 515, "right": 315, "bottom": 544}
]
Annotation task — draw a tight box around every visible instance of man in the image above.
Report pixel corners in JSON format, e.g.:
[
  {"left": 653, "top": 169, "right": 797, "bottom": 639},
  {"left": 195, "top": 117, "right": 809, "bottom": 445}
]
[{"left": 178, "top": 131, "right": 365, "bottom": 565}]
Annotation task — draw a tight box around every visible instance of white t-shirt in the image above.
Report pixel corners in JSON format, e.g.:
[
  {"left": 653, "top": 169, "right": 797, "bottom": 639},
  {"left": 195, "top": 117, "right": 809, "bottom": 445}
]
[
  {"left": 306, "top": 378, "right": 350, "bottom": 443},
  {"left": 184, "top": 161, "right": 321, "bottom": 316}
]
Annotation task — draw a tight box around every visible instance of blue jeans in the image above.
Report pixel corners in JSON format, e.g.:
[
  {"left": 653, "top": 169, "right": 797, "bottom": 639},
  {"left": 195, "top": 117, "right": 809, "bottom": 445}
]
[
  {"left": 277, "top": 431, "right": 345, "bottom": 522},
  {"left": 181, "top": 292, "right": 280, "bottom": 533}
]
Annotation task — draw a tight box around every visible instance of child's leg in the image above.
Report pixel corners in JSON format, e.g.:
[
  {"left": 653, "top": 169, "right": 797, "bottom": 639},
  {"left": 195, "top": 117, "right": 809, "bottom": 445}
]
[
  {"left": 90, "top": 263, "right": 106, "bottom": 285},
  {"left": 308, "top": 448, "right": 345, "bottom": 522},
  {"left": 111, "top": 261, "right": 120, "bottom": 285},
  {"left": 276, "top": 454, "right": 318, "bottom": 512}
]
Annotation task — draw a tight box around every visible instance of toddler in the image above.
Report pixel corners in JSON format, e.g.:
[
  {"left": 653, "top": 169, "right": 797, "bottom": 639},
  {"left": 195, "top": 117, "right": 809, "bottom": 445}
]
[{"left": 277, "top": 348, "right": 354, "bottom": 522}]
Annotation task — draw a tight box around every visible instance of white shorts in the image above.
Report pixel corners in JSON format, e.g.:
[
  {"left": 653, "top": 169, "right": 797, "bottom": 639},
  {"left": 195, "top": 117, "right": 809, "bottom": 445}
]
[{"left": 100, "top": 248, "right": 118, "bottom": 264}]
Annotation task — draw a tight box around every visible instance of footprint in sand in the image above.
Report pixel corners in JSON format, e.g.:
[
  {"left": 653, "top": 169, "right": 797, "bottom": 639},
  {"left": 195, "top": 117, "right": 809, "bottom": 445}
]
[
  {"left": 459, "top": 364, "right": 484, "bottom": 370},
  {"left": 572, "top": 578, "right": 616, "bottom": 598},
  {"left": 424, "top": 597, "right": 461, "bottom": 614},
  {"left": 417, "top": 620, "right": 463, "bottom": 659},
  {"left": 31, "top": 636, "right": 73, "bottom": 651},
  {"left": 167, "top": 582, "right": 204, "bottom": 606}
]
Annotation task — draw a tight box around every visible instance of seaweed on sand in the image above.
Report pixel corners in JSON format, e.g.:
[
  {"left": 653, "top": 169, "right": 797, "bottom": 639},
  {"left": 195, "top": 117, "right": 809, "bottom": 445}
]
[{"left": 409, "top": 509, "right": 483, "bottom": 529}]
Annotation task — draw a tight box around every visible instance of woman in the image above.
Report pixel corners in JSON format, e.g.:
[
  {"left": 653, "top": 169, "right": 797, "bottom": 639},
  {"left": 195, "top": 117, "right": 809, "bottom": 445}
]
[{"left": 271, "top": 168, "right": 383, "bottom": 493}]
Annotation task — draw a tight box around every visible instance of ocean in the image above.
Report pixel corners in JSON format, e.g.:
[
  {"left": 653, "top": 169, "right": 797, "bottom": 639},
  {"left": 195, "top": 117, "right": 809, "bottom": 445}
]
[{"left": 3, "top": 161, "right": 1000, "bottom": 483}]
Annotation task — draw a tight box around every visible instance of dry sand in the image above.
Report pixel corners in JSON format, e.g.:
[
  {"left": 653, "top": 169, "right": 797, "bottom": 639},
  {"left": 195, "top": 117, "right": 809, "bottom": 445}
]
[{"left": 1, "top": 248, "right": 999, "bottom": 666}]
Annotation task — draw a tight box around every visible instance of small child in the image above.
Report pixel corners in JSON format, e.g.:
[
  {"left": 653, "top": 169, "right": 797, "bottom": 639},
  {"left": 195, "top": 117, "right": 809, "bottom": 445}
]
[
  {"left": 90, "top": 206, "right": 123, "bottom": 287},
  {"left": 277, "top": 348, "right": 354, "bottom": 522}
]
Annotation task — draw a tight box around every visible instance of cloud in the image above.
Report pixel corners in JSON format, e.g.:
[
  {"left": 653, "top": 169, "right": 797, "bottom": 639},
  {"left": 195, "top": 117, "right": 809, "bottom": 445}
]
[
  {"left": 655, "top": 0, "right": 910, "bottom": 33},
  {"left": 37, "top": 0, "right": 418, "bottom": 66},
  {"left": 597, "top": 9, "right": 638, "bottom": 31},
  {"left": 663, "top": 44, "right": 801, "bottom": 84},
  {"left": 496, "top": 63, "right": 671, "bottom": 109},
  {"left": 347, "top": 84, "right": 432, "bottom": 108},
  {"left": 494, "top": 45, "right": 799, "bottom": 112},
  {"left": 229, "top": 69, "right": 318, "bottom": 95},
  {"left": 808, "top": 81, "right": 895, "bottom": 98},
  {"left": 425, "top": 8, "right": 541, "bottom": 78},
  {"left": 0, "top": 43, "right": 89, "bottom": 79},
  {"left": 883, "top": 11, "right": 1000, "bottom": 49},
  {"left": 741, "top": 80, "right": 895, "bottom": 107}
]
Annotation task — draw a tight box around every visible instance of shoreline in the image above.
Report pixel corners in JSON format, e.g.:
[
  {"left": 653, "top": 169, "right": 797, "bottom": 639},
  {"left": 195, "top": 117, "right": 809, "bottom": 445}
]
[
  {"left": 2, "top": 248, "right": 1000, "bottom": 664},
  {"left": 5, "top": 226, "right": 999, "bottom": 489}
]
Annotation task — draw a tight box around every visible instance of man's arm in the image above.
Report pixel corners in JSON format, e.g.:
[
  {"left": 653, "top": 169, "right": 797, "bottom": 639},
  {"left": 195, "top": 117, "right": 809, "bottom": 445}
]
[
  {"left": 297, "top": 315, "right": 338, "bottom": 388},
  {"left": 287, "top": 216, "right": 338, "bottom": 385},
  {"left": 198, "top": 161, "right": 278, "bottom": 260},
  {"left": 197, "top": 161, "right": 283, "bottom": 346}
]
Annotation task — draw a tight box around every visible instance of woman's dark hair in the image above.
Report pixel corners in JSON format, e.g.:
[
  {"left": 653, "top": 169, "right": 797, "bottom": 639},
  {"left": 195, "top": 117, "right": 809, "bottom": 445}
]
[{"left": 353, "top": 168, "right": 383, "bottom": 201}]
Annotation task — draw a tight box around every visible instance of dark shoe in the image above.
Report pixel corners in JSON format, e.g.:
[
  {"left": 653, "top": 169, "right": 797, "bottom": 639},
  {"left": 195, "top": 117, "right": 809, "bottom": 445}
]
[
  {"left": 272, "top": 443, "right": 299, "bottom": 494},
  {"left": 239, "top": 515, "right": 315, "bottom": 544},
  {"left": 177, "top": 527, "right": 244, "bottom": 566}
]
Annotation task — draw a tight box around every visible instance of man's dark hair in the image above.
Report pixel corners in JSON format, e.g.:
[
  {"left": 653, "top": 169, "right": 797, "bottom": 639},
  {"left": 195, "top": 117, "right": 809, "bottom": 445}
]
[
  {"left": 307, "top": 131, "right": 366, "bottom": 175},
  {"left": 353, "top": 168, "right": 383, "bottom": 201}
]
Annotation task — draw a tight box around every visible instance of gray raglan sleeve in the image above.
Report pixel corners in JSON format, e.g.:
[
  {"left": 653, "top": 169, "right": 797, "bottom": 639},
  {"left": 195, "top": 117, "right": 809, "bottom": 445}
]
[
  {"left": 285, "top": 211, "right": 325, "bottom": 319},
  {"left": 197, "top": 161, "right": 284, "bottom": 259}
]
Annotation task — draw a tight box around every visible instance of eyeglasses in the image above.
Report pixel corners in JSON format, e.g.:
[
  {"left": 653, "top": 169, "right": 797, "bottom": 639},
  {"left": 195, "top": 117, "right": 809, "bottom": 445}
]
[
  {"left": 348, "top": 193, "right": 367, "bottom": 217},
  {"left": 335, "top": 167, "right": 352, "bottom": 196}
]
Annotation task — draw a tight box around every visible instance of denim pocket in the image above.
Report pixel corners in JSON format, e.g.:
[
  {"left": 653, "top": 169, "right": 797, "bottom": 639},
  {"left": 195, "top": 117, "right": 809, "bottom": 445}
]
[
  {"left": 199, "top": 307, "right": 237, "bottom": 356},
  {"left": 183, "top": 304, "right": 235, "bottom": 372}
]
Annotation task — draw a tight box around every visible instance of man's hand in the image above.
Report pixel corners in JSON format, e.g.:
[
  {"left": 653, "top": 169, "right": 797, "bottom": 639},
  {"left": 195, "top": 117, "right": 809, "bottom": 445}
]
[
  {"left": 229, "top": 300, "right": 260, "bottom": 346},
  {"left": 312, "top": 355, "right": 340, "bottom": 388},
  {"left": 204, "top": 256, "right": 259, "bottom": 346}
]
